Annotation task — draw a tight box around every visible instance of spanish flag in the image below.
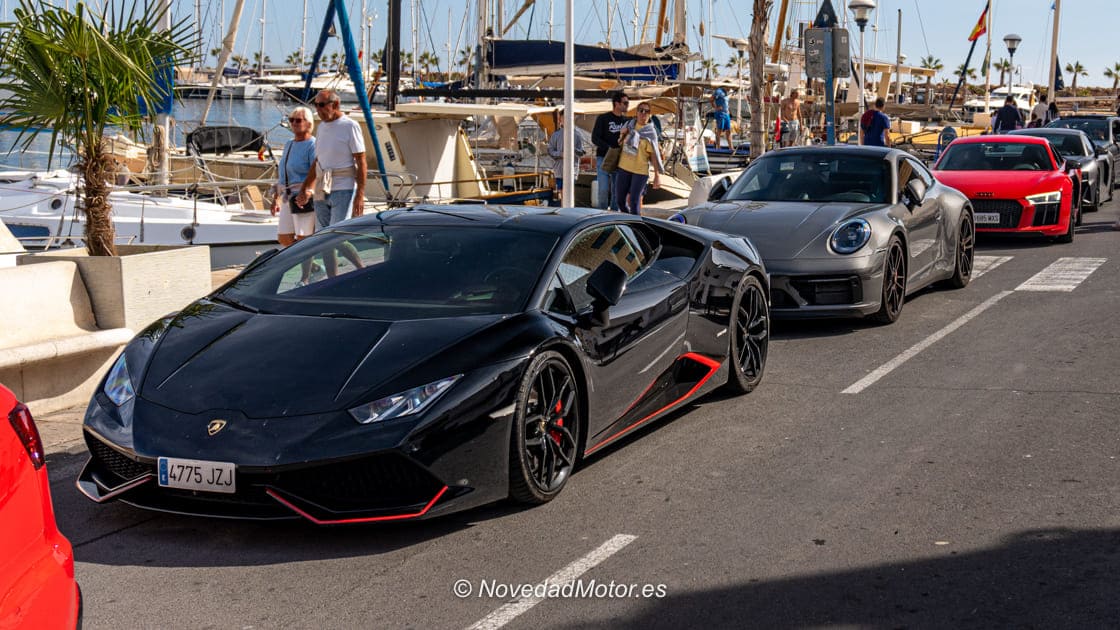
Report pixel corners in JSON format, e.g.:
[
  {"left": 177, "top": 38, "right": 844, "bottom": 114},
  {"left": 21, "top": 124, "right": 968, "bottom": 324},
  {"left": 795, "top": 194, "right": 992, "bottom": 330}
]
[{"left": 968, "top": 2, "right": 990, "bottom": 42}]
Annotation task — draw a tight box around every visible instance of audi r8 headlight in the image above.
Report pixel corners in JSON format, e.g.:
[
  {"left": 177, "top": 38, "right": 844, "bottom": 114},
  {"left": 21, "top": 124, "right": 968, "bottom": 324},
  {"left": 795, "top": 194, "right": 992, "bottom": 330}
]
[
  {"left": 349, "top": 375, "right": 462, "bottom": 425},
  {"left": 104, "top": 354, "right": 136, "bottom": 406},
  {"left": 829, "top": 219, "right": 872, "bottom": 255},
  {"left": 1026, "top": 191, "right": 1061, "bottom": 206}
]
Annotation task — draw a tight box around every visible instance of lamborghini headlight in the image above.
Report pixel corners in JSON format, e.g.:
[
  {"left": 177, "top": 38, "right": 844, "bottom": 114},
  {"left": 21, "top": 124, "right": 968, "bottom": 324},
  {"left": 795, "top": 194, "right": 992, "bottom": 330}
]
[
  {"left": 1025, "top": 190, "right": 1061, "bottom": 206},
  {"left": 349, "top": 375, "right": 462, "bottom": 425},
  {"left": 829, "top": 219, "right": 872, "bottom": 254},
  {"left": 104, "top": 354, "right": 136, "bottom": 406}
]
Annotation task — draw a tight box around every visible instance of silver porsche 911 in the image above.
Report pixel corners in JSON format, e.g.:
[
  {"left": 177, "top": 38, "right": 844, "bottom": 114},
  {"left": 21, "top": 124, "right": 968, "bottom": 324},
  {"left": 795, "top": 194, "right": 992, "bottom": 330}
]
[{"left": 676, "top": 146, "right": 975, "bottom": 323}]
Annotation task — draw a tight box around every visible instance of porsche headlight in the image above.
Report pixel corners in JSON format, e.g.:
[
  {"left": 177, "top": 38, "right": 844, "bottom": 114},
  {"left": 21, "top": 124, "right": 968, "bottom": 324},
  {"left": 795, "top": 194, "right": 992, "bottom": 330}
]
[
  {"left": 104, "top": 354, "right": 136, "bottom": 406},
  {"left": 349, "top": 375, "right": 462, "bottom": 425},
  {"left": 1026, "top": 190, "right": 1061, "bottom": 206},
  {"left": 829, "top": 219, "right": 872, "bottom": 254}
]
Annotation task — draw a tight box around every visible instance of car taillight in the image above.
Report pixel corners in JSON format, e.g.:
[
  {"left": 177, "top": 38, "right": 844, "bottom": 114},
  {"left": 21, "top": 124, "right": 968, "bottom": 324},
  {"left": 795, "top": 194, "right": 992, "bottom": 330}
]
[{"left": 9, "top": 402, "right": 45, "bottom": 470}]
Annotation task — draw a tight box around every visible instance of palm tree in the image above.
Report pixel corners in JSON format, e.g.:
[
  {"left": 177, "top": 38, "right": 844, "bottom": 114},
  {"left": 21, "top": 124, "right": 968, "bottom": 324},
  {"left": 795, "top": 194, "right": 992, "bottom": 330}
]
[
  {"left": 698, "top": 57, "right": 719, "bottom": 79},
  {"left": 284, "top": 51, "right": 303, "bottom": 67},
  {"left": 457, "top": 48, "right": 473, "bottom": 74},
  {"left": 0, "top": 0, "right": 196, "bottom": 257},
  {"left": 920, "top": 55, "right": 943, "bottom": 102},
  {"left": 1065, "top": 61, "right": 1088, "bottom": 92},
  {"left": 1104, "top": 62, "right": 1120, "bottom": 96},
  {"left": 209, "top": 46, "right": 222, "bottom": 62},
  {"left": 231, "top": 54, "right": 248, "bottom": 70},
  {"left": 401, "top": 51, "right": 414, "bottom": 76},
  {"left": 418, "top": 51, "right": 439, "bottom": 80},
  {"left": 954, "top": 63, "right": 977, "bottom": 87},
  {"left": 747, "top": 0, "right": 773, "bottom": 158},
  {"left": 993, "top": 58, "right": 1013, "bottom": 87},
  {"left": 252, "top": 51, "right": 270, "bottom": 73}
]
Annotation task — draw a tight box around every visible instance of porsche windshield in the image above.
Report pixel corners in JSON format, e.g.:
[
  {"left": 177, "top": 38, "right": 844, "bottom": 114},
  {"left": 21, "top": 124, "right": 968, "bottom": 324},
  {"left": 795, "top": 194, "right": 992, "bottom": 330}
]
[
  {"left": 217, "top": 224, "right": 558, "bottom": 319},
  {"left": 936, "top": 142, "right": 1053, "bottom": 171},
  {"left": 724, "top": 154, "right": 890, "bottom": 204}
]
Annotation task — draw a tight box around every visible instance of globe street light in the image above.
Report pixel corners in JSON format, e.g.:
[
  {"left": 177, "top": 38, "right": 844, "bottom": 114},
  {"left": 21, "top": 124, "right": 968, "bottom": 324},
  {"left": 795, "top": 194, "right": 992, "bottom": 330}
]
[
  {"left": 849, "top": 0, "right": 876, "bottom": 143},
  {"left": 1003, "top": 33, "right": 1022, "bottom": 87}
]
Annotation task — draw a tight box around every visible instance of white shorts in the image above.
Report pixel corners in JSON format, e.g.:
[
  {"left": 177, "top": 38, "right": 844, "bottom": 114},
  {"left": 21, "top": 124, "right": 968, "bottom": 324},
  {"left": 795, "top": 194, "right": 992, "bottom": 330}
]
[{"left": 277, "top": 197, "right": 316, "bottom": 237}]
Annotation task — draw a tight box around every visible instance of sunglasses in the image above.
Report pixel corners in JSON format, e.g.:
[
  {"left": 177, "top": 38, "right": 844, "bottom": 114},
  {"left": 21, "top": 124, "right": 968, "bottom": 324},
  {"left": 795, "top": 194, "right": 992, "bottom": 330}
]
[
  {"left": 313, "top": 100, "right": 332, "bottom": 107},
  {"left": 637, "top": 109, "right": 651, "bottom": 114},
  {"left": 288, "top": 117, "right": 306, "bottom": 123}
]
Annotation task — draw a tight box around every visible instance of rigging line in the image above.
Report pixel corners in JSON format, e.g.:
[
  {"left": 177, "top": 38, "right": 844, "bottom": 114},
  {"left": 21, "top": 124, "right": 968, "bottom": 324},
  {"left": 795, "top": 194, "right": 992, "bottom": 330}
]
[
  {"left": 912, "top": 0, "right": 931, "bottom": 59},
  {"left": 419, "top": 1, "right": 441, "bottom": 65},
  {"left": 1033, "top": 6, "right": 1051, "bottom": 85}
]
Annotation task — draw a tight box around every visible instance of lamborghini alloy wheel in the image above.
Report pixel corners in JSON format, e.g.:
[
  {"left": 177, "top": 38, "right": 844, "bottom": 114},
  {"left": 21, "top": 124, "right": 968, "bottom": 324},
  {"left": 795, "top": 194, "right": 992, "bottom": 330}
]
[
  {"left": 509, "top": 350, "right": 581, "bottom": 504},
  {"left": 725, "top": 275, "right": 769, "bottom": 394}
]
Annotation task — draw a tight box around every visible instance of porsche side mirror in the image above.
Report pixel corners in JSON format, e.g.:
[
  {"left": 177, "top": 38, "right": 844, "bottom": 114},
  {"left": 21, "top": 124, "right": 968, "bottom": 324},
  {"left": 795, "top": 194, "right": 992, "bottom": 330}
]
[
  {"left": 708, "top": 177, "right": 731, "bottom": 201},
  {"left": 904, "top": 179, "right": 927, "bottom": 208},
  {"left": 1096, "top": 146, "right": 1106, "bottom": 157}
]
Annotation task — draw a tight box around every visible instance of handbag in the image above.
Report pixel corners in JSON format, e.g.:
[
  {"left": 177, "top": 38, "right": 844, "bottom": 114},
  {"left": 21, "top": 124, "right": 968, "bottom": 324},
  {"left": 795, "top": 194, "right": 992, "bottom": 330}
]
[
  {"left": 601, "top": 147, "right": 621, "bottom": 173},
  {"left": 289, "top": 193, "right": 316, "bottom": 214}
]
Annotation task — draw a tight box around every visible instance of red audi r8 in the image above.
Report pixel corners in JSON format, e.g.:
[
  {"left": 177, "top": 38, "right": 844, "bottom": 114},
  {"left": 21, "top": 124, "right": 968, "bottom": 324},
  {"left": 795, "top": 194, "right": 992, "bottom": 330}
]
[
  {"left": 1, "top": 384, "right": 81, "bottom": 628},
  {"left": 933, "top": 135, "right": 1080, "bottom": 243}
]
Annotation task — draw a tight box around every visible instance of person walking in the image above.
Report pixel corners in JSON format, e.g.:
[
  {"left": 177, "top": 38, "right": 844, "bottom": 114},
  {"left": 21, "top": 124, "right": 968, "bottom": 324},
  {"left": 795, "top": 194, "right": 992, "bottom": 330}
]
[
  {"left": 547, "top": 113, "right": 586, "bottom": 202},
  {"left": 709, "top": 87, "right": 733, "bottom": 150},
  {"left": 779, "top": 90, "right": 802, "bottom": 147},
  {"left": 1029, "top": 95, "right": 1049, "bottom": 128},
  {"left": 615, "top": 104, "right": 663, "bottom": 215},
  {"left": 1047, "top": 101, "right": 1060, "bottom": 124},
  {"left": 992, "top": 95, "right": 1024, "bottom": 134},
  {"left": 271, "top": 106, "right": 316, "bottom": 248},
  {"left": 296, "top": 89, "right": 366, "bottom": 228},
  {"left": 591, "top": 92, "right": 630, "bottom": 210},
  {"left": 860, "top": 97, "right": 892, "bottom": 147}
]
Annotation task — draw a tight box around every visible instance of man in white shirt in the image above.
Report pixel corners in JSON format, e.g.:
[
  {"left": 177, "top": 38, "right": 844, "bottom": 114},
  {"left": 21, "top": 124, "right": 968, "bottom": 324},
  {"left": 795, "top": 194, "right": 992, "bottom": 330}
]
[
  {"left": 296, "top": 89, "right": 366, "bottom": 228},
  {"left": 1029, "top": 95, "right": 1049, "bottom": 128}
]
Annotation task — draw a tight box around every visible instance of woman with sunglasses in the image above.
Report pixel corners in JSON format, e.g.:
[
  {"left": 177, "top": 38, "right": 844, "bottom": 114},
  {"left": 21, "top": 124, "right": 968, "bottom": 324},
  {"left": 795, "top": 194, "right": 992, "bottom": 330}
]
[
  {"left": 271, "top": 106, "right": 317, "bottom": 248},
  {"left": 615, "top": 104, "right": 663, "bottom": 215}
]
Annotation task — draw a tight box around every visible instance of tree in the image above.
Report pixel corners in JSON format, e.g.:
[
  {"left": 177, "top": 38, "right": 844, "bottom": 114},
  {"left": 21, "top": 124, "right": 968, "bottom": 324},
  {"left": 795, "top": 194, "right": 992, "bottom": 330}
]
[
  {"left": 954, "top": 63, "right": 977, "bottom": 85},
  {"left": 920, "top": 55, "right": 943, "bottom": 101},
  {"left": 457, "top": 47, "right": 473, "bottom": 73},
  {"left": 1064, "top": 61, "right": 1087, "bottom": 92},
  {"left": 252, "top": 51, "right": 270, "bottom": 72},
  {"left": 699, "top": 57, "right": 719, "bottom": 79},
  {"left": 284, "top": 51, "right": 303, "bottom": 67},
  {"left": 231, "top": 54, "right": 248, "bottom": 70},
  {"left": 418, "top": 51, "right": 439, "bottom": 79},
  {"left": 0, "top": 0, "right": 197, "bottom": 257},
  {"left": 748, "top": 0, "right": 773, "bottom": 158},
  {"left": 993, "top": 58, "right": 1013, "bottom": 87},
  {"left": 209, "top": 46, "right": 221, "bottom": 61},
  {"left": 401, "top": 51, "right": 414, "bottom": 76},
  {"left": 1104, "top": 62, "right": 1120, "bottom": 96}
]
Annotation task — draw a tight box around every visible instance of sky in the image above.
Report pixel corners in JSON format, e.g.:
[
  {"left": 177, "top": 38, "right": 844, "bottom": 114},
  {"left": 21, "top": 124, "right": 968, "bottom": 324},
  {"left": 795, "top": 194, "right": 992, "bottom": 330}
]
[{"left": 7, "top": 1, "right": 1114, "bottom": 88}]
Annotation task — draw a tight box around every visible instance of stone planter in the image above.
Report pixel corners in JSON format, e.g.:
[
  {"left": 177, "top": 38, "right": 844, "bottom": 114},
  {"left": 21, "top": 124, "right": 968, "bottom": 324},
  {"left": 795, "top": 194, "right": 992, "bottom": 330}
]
[{"left": 18, "top": 244, "right": 212, "bottom": 330}]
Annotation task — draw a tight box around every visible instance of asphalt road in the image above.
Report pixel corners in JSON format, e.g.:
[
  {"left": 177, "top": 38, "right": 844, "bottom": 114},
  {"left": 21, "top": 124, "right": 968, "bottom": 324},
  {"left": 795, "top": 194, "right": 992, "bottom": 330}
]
[{"left": 45, "top": 197, "right": 1120, "bottom": 629}]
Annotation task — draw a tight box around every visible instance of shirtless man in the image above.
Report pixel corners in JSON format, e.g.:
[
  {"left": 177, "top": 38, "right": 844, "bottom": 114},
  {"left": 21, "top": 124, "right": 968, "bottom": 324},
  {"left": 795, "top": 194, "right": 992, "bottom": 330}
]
[{"left": 779, "top": 90, "right": 802, "bottom": 147}]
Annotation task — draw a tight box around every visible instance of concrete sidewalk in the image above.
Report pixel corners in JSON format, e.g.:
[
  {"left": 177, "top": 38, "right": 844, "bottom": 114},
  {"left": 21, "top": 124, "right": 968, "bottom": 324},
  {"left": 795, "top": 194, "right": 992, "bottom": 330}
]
[{"left": 35, "top": 403, "right": 90, "bottom": 455}]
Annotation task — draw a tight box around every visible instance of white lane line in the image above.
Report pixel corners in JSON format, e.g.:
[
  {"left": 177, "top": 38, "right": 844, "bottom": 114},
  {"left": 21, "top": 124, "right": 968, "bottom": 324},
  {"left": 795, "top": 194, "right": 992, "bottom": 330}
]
[
  {"left": 465, "top": 534, "right": 638, "bottom": 630},
  {"left": 972, "top": 255, "right": 1013, "bottom": 278},
  {"left": 842, "top": 291, "right": 1013, "bottom": 394},
  {"left": 1015, "top": 257, "right": 1107, "bottom": 292}
]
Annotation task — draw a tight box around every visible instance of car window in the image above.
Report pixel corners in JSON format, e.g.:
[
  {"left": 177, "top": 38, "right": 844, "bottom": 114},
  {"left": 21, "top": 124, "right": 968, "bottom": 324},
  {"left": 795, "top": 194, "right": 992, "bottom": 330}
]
[
  {"left": 218, "top": 225, "right": 559, "bottom": 319},
  {"left": 936, "top": 142, "right": 1052, "bottom": 171},
  {"left": 724, "top": 153, "right": 890, "bottom": 204},
  {"left": 1113, "top": 120, "right": 1120, "bottom": 141},
  {"left": 555, "top": 224, "right": 652, "bottom": 311},
  {"left": 900, "top": 157, "right": 933, "bottom": 187}
]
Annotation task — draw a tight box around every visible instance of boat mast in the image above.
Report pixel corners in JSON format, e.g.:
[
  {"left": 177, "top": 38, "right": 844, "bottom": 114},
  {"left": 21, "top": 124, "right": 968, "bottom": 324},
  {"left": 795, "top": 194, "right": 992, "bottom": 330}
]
[
  {"left": 895, "top": 8, "right": 903, "bottom": 103},
  {"left": 202, "top": 0, "right": 247, "bottom": 124},
  {"left": 301, "top": 0, "right": 308, "bottom": 65},
  {"left": 411, "top": 0, "right": 419, "bottom": 80},
  {"left": 258, "top": 0, "right": 266, "bottom": 78},
  {"left": 1047, "top": 0, "right": 1060, "bottom": 101}
]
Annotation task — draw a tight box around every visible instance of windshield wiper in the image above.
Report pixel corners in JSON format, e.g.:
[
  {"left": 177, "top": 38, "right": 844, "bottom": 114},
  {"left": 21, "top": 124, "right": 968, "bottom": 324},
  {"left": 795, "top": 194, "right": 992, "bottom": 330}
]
[
  {"left": 317, "top": 312, "right": 372, "bottom": 320},
  {"left": 211, "top": 294, "right": 261, "bottom": 314}
]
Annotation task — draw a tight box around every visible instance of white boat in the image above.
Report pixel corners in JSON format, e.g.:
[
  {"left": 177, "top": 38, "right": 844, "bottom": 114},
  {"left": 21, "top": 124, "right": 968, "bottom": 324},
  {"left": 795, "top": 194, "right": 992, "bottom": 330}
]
[
  {"left": 0, "top": 170, "right": 280, "bottom": 268},
  {"left": 963, "top": 84, "right": 1035, "bottom": 117}
]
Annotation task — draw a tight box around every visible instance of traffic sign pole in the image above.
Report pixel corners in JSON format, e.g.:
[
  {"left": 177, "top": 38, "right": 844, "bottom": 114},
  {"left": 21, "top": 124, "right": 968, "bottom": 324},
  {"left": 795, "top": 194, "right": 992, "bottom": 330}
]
[{"left": 825, "top": 29, "right": 835, "bottom": 145}]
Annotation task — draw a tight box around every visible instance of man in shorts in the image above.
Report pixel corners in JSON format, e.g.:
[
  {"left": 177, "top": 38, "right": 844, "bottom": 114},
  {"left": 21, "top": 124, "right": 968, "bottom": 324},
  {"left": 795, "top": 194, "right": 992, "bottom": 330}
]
[
  {"left": 780, "top": 90, "right": 802, "bottom": 147},
  {"left": 710, "top": 87, "right": 733, "bottom": 150}
]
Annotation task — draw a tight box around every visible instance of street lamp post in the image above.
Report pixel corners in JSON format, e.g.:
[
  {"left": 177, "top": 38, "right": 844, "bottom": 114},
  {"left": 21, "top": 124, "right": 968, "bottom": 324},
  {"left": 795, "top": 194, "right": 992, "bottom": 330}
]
[
  {"left": 1003, "top": 33, "right": 1021, "bottom": 87},
  {"left": 849, "top": 0, "right": 876, "bottom": 144}
]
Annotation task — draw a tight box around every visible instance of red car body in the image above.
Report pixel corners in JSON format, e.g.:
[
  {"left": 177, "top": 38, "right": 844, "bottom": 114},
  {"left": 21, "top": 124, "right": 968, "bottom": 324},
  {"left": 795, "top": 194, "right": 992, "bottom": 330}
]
[
  {"left": 933, "top": 135, "right": 1079, "bottom": 240},
  {"left": 0, "top": 384, "right": 80, "bottom": 629}
]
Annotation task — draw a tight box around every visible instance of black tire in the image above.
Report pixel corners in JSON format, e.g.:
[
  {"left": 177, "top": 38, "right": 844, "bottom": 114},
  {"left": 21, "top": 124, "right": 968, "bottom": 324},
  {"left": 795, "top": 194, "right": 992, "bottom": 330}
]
[
  {"left": 1056, "top": 205, "right": 1076, "bottom": 243},
  {"left": 1088, "top": 179, "right": 1101, "bottom": 211},
  {"left": 508, "top": 350, "right": 581, "bottom": 505},
  {"left": 945, "top": 213, "right": 974, "bottom": 289},
  {"left": 724, "top": 275, "right": 769, "bottom": 394},
  {"left": 871, "top": 236, "right": 906, "bottom": 324}
]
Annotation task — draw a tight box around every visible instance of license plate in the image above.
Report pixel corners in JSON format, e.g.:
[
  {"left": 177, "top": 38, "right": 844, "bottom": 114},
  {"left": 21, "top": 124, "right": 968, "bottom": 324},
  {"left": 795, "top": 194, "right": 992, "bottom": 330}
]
[
  {"left": 974, "top": 212, "right": 1001, "bottom": 225},
  {"left": 158, "top": 457, "right": 236, "bottom": 493}
]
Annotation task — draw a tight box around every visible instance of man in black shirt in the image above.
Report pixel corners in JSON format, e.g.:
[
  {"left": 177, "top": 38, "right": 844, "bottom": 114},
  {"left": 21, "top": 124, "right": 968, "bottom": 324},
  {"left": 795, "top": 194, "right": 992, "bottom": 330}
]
[
  {"left": 591, "top": 91, "right": 630, "bottom": 210},
  {"left": 992, "top": 96, "right": 1023, "bottom": 134}
]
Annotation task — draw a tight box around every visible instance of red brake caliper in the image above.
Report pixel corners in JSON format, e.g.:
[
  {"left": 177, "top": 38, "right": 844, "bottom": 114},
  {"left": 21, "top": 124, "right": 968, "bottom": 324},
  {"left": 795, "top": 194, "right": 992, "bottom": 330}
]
[{"left": 549, "top": 400, "right": 564, "bottom": 445}]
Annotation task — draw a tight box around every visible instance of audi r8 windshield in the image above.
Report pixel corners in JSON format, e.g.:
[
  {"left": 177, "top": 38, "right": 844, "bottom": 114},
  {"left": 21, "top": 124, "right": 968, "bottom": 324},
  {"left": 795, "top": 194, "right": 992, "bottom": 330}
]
[
  {"left": 218, "top": 224, "right": 559, "bottom": 319},
  {"left": 936, "top": 142, "right": 1054, "bottom": 171},
  {"left": 724, "top": 153, "right": 891, "bottom": 204}
]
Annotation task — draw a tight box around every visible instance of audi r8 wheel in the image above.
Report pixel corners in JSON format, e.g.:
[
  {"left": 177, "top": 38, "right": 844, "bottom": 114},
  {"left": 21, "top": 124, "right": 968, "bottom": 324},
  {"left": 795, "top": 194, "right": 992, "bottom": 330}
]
[
  {"left": 509, "top": 350, "right": 581, "bottom": 505},
  {"left": 945, "top": 213, "right": 974, "bottom": 290},
  {"left": 871, "top": 236, "right": 906, "bottom": 325},
  {"left": 724, "top": 275, "right": 769, "bottom": 394},
  {"left": 1056, "top": 206, "right": 1076, "bottom": 243}
]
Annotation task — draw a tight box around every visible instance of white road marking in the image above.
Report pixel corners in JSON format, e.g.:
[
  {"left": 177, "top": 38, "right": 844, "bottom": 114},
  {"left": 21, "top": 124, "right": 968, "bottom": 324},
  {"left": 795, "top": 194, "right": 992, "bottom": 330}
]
[
  {"left": 842, "top": 291, "right": 1013, "bottom": 394},
  {"left": 465, "top": 534, "right": 638, "bottom": 630},
  {"left": 972, "top": 255, "right": 1013, "bottom": 278},
  {"left": 1015, "top": 257, "right": 1107, "bottom": 292}
]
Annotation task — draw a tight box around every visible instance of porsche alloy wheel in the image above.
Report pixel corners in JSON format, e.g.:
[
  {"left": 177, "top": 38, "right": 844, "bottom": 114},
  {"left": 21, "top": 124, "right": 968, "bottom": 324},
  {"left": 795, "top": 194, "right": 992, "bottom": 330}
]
[
  {"left": 509, "top": 351, "right": 581, "bottom": 504},
  {"left": 946, "top": 214, "right": 974, "bottom": 289},
  {"left": 725, "top": 275, "right": 769, "bottom": 394},
  {"left": 872, "top": 237, "right": 906, "bottom": 324}
]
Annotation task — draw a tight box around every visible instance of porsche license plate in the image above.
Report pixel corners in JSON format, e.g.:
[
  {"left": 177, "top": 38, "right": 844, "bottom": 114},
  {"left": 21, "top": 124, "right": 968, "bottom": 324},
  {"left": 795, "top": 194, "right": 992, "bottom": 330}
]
[
  {"left": 974, "top": 212, "right": 1001, "bottom": 225},
  {"left": 158, "top": 457, "right": 236, "bottom": 493}
]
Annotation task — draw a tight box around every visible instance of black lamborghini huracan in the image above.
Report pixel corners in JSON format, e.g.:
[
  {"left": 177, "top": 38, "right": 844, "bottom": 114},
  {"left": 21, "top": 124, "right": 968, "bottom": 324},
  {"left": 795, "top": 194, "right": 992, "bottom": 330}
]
[{"left": 78, "top": 205, "right": 770, "bottom": 523}]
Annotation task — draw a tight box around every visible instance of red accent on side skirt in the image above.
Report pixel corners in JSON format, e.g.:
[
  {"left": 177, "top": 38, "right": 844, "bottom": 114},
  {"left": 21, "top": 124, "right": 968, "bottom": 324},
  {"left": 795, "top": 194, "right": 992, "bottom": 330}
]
[
  {"left": 585, "top": 352, "right": 722, "bottom": 455},
  {"left": 266, "top": 485, "right": 449, "bottom": 524}
]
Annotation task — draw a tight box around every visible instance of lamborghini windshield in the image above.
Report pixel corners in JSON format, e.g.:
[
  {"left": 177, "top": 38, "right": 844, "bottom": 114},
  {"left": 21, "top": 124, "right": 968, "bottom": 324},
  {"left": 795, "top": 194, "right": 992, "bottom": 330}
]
[
  {"left": 217, "top": 224, "right": 558, "bottom": 319},
  {"left": 724, "top": 153, "right": 891, "bottom": 204},
  {"left": 936, "top": 142, "right": 1054, "bottom": 171}
]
